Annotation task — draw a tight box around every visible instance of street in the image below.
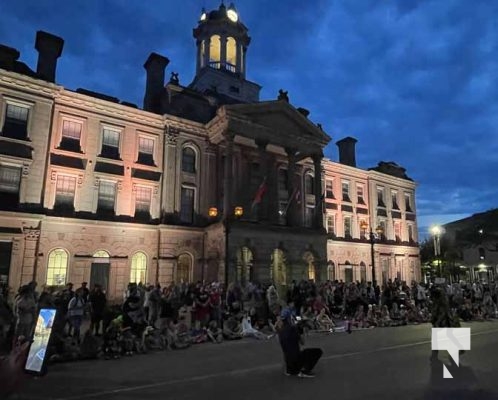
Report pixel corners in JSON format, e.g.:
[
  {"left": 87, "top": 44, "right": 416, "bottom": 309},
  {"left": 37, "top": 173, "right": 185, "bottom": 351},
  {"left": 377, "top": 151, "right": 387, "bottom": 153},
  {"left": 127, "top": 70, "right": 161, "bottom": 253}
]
[{"left": 18, "top": 321, "right": 498, "bottom": 400}]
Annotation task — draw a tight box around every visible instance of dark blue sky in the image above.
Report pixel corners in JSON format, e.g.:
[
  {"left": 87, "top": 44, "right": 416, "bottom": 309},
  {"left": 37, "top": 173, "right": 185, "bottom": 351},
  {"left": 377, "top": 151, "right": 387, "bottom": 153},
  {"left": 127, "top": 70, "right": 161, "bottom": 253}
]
[{"left": 2, "top": 0, "right": 497, "bottom": 235}]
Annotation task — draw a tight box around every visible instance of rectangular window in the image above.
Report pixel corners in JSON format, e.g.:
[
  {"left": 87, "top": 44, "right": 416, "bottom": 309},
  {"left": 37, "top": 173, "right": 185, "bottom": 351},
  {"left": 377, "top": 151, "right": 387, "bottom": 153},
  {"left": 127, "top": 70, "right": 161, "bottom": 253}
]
[
  {"left": 377, "top": 187, "right": 385, "bottom": 207},
  {"left": 55, "top": 175, "right": 76, "bottom": 210},
  {"left": 0, "top": 165, "right": 21, "bottom": 194},
  {"left": 62, "top": 120, "right": 82, "bottom": 140},
  {"left": 394, "top": 222, "right": 401, "bottom": 242},
  {"left": 278, "top": 202, "right": 288, "bottom": 225},
  {"left": 344, "top": 216, "right": 352, "bottom": 238},
  {"left": 305, "top": 206, "right": 314, "bottom": 228},
  {"left": 325, "top": 180, "right": 334, "bottom": 199},
  {"left": 135, "top": 186, "right": 152, "bottom": 217},
  {"left": 405, "top": 192, "right": 412, "bottom": 212},
  {"left": 392, "top": 190, "right": 399, "bottom": 210},
  {"left": 250, "top": 163, "right": 260, "bottom": 188},
  {"left": 342, "top": 181, "right": 350, "bottom": 202},
  {"left": 379, "top": 220, "right": 387, "bottom": 240},
  {"left": 408, "top": 225, "right": 414, "bottom": 242},
  {"left": 357, "top": 185, "right": 365, "bottom": 204},
  {"left": 97, "top": 181, "right": 116, "bottom": 213},
  {"left": 2, "top": 104, "right": 29, "bottom": 140},
  {"left": 327, "top": 214, "right": 335, "bottom": 235},
  {"left": 59, "top": 120, "right": 82, "bottom": 152},
  {"left": 137, "top": 137, "right": 155, "bottom": 166},
  {"left": 180, "top": 187, "right": 195, "bottom": 224},
  {"left": 100, "top": 128, "right": 120, "bottom": 159},
  {"left": 278, "top": 169, "right": 288, "bottom": 192}
]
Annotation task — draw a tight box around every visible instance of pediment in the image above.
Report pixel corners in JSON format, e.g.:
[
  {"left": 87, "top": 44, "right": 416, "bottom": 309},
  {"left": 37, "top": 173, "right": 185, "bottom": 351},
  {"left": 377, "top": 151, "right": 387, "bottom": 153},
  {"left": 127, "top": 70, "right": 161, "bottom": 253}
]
[{"left": 223, "top": 100, "right": 331, "bottom": 146}]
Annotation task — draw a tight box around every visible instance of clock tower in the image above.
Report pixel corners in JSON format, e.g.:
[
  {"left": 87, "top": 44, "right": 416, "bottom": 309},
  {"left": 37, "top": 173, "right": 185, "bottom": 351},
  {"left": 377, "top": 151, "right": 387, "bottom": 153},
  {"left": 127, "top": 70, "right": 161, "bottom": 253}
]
[{"left": 190, "top": 2, "right": 261, "bottom": 103}]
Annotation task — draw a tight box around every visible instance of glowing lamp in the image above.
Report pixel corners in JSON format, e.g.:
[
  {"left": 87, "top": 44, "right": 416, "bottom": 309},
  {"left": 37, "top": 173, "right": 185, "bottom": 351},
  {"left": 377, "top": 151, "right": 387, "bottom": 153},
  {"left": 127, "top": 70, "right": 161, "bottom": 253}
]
[
  {"left": 430, "top": 225, "right": 442, "bottom": 235},
  {"left": 375, "top": 225, "right": 384, "bottom": 235},
  {"left": 360, "top": 221, "right": 368, "bottom": 231},
  {"left": 234, "top": 206, "right": 244, "bottom": 217},
  {"left": 200, "top": 8, "right": 207, "bottom": 21},
  {"left": 208, "top": 207, "right": 218, "bottom": 218},
  {"left": 227, "top": 3, "right": 238, "bottom": 22}
]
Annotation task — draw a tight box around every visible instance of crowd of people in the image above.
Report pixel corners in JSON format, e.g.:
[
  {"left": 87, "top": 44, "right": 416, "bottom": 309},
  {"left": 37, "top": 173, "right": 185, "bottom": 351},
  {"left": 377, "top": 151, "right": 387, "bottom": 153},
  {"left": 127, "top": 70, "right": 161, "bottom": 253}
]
[{"left": 1, "top": 278, "right": 497, "bottom": 362}]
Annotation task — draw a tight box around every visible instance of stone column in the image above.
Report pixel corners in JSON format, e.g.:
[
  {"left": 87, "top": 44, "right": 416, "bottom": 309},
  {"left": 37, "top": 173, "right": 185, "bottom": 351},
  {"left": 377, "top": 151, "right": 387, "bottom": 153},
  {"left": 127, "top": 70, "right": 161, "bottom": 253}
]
[
  {"left": 255, "top": 140, "right": 269, "bottom": 220},
  {"left": 285, "top": 148, "right": 297, "bottom": 226},
  {"left": 236, "top": 41, "right": 242, "bottom": 74},
  {"left": 162, "top": 127, "right": 179, "bottom": 217},
  {"left": 313, "top": 153, "right": 324, "bottom": 230},
  {"left": 204, "top": 37, "right": 211, "bottom": 68},
  {"left": 223, "top": 133, "right": 234, "bottom": 219},
  {"left": 220, "top": 36, "right": 227, "bottom": 69},
  {"left": 267, "top": 153, "right": 279, "bottom": 224}
]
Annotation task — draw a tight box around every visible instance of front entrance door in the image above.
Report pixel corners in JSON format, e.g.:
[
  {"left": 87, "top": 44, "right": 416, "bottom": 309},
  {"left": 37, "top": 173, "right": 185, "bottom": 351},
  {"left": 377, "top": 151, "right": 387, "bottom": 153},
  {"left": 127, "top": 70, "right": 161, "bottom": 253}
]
[
  {"left": 90, "top": 263, "right": 110, "bottom": 293},
  {"left": 344, "top": 267, "right": 353, "bottom": 283},
  {"left": 0, "top": 242, "right": 12, "bottom": 296}
]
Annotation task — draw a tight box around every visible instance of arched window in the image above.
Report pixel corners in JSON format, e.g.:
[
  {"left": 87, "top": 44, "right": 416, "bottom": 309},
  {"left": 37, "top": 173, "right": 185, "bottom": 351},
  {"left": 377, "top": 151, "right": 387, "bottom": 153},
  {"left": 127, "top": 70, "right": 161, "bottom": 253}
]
[
  {"left": 271, "top": 249, "right": 287, "bottom": 286},
  {"left": 360, "top": 261, "right": 367, "bottom": 282},
  {"left": 237, "top": 247, "right": 253, "bottom": 284},
  {"left": 226, "top": 37, "right": 237, "bottom": 69},
  {"left": 305, "top": 173, "right": 314, "bottom": 195},
  {"left": 182, "top": 147, "right": 196, "bottom": 173},
  {"left": 177, "top": 253, "right": 192, "bottom": 283},
  {"left": 93, "top": 250, "right": 110, "bottom": 259},
  {"left": 46, "top": 248, "right": 69, "bottom": 286},
  {"left": 130, "top": 252, "right": 147, "bottom": 284},
  {"left": 209, "top": 35, "right": 221, "bottom": 66}
]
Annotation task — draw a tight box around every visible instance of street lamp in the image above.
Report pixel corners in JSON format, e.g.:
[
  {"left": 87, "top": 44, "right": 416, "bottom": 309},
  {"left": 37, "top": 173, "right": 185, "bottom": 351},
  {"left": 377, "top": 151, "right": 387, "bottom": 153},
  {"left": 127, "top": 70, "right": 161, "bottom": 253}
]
[
  {"left": 224, "top": 206, "right": 244, "bottom": 286},
  {"left": 430, "top": 225, "right": 444, "bottom": 278},
  {"left": 360, "top": 221, "right": 384, "bottom": 287}
]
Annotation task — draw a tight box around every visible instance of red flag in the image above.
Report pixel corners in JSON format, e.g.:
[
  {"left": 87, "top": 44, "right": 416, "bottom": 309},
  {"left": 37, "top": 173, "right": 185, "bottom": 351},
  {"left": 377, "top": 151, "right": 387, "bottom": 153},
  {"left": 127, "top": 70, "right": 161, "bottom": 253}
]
[{"left": 251, "top": 177, "right": 267, "bottom": 209}]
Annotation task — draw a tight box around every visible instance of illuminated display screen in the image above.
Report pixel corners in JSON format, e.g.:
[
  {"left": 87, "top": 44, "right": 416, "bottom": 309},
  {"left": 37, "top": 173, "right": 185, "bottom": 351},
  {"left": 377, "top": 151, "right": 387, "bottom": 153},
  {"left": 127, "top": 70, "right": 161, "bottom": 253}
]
[{"left": 25, "top": 308, "right": 56, "bottom": 373}]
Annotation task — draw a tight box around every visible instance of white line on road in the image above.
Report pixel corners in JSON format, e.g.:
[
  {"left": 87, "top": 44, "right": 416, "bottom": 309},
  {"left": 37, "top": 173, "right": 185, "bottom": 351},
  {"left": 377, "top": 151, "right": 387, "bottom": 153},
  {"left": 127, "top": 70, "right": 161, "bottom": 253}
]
[{"left": 51, "top": 327, "right": 498, "bottom": 400}]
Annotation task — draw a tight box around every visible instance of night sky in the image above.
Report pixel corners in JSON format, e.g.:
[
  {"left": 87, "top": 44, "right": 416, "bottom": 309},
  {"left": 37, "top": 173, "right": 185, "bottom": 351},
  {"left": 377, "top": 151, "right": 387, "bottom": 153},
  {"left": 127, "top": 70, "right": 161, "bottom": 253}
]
[{"left": 2, "top": 0, "right": 497, "bottom": 236}]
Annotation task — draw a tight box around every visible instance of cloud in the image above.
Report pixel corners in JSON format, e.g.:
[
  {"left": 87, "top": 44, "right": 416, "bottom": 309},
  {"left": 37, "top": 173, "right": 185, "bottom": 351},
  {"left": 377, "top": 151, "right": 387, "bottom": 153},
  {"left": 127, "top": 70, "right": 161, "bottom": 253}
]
[{"left": 1, "top": 0, "right": 497, "bottom": 225}]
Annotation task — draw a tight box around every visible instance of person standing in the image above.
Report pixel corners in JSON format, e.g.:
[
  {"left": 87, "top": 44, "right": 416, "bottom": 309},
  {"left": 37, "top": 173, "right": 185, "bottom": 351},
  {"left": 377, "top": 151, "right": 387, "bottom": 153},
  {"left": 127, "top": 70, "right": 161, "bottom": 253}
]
[
  {"left": 430, "top": 286, "right": 461, "bottom": 362},
  {"left": 67, "top": 291, "right": 85, "bottom": 343},
  {"left": 277, "top": 308, "right": 323, "bottom": 378},
  {"left": 89, "top": 285, "right": 107, "bottom": 336},
  {"left": 14, "top": 285, "right": 37, "bottom": 340}
]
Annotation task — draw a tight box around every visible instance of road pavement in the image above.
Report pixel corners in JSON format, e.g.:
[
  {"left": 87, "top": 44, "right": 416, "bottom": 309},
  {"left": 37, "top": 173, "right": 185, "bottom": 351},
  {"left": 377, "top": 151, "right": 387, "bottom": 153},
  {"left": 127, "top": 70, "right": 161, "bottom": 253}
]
[{"left": 17, "top": 321, "right": 498, "bottom": 400}]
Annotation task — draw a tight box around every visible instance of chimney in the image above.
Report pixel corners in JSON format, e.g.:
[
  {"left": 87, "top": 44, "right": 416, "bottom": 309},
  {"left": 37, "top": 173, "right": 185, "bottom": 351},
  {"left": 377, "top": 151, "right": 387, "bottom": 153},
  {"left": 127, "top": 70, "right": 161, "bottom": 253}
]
[
  {"left": 143, "top": 52, "right": 169, "bottom": 112},
  {"left": 336, "top": 136, "right": 357, "bottom": 167},
  {"left": 0, "top": 45, "right": 20, "bottom": 71},
  {"left": 35, "top": 31, "right": 64, "bottom": 83}
]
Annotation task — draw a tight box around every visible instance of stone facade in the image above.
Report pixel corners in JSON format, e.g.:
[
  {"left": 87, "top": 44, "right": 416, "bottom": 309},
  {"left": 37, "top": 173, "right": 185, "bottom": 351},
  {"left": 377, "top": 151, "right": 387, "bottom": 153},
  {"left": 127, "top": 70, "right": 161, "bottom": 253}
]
[{"left": 0, "top": 4, "right": 420, "bottom": 301}]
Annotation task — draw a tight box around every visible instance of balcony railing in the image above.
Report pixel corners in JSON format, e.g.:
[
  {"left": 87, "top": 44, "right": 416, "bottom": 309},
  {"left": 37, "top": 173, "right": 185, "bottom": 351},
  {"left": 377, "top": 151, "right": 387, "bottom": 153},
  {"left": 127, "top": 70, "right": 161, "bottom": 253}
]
[{"left": 209, "top": 61, "right": 236, "bottom": 73}]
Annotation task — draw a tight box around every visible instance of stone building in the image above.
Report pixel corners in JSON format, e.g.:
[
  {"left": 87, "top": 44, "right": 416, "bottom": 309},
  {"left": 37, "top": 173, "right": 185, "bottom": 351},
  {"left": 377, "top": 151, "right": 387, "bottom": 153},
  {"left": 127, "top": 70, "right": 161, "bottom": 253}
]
[{"left": 0, "top": 3, "right": 420, "bottom": 301}]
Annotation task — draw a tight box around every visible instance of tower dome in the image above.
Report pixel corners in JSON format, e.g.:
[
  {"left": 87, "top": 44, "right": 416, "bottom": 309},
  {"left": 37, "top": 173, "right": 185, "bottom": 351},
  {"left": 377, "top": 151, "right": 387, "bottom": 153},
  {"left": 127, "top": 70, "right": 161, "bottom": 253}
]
[{"left": 190, "top": 2, "right": 260, "bottom": 103}]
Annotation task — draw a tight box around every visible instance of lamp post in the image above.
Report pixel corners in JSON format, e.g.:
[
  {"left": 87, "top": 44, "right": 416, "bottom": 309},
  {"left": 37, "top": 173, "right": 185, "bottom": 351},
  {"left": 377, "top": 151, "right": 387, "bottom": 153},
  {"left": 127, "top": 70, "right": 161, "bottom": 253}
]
[
  {"left": 430, "top": 225, "right": 444, "bottom": 278},
  {"left": 210, "top": 206, "right": 244, "bottom": 287},
  {"left": 360, "top": 221, "right": 384, "bottom": 287}
]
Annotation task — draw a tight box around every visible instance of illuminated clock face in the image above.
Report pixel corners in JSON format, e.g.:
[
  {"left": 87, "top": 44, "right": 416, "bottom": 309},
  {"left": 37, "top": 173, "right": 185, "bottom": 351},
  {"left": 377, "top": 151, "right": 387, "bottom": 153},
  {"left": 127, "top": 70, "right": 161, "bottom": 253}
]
[
  {"left": 227, "top": 9, "right": 238, "bottom": 22},
  {"left": 200, "top": 12, "right": 207, "bottom": 21}
]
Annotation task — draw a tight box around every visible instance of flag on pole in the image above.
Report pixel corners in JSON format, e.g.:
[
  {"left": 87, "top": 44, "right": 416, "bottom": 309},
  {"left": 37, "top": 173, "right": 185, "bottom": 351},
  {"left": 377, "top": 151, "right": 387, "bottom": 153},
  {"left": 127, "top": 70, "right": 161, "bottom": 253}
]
[
  {"left": 251, "top": 177, "right": 267, "bottom": 210},
  {"left": 284, "top": 187, "right": 301, "bottom": 214}
]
